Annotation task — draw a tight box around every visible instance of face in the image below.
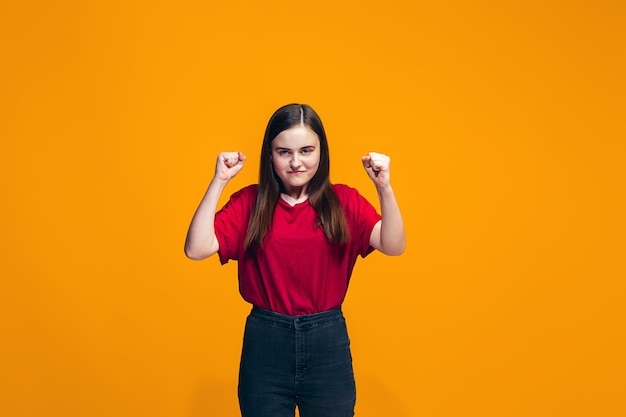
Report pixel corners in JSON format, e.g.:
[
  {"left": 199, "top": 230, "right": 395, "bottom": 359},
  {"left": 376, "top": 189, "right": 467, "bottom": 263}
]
[{"left": 271, "top": 125, "right": 321, "bottom": 197}]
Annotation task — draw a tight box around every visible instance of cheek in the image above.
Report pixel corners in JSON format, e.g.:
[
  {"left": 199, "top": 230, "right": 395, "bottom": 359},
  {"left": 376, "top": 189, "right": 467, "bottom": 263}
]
[{"left": 272, "top": 159, "right": 288, "bottom": 174}]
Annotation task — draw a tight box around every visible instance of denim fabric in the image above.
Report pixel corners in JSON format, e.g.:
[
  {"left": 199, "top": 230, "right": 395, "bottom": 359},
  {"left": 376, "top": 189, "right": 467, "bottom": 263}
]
[{"left": 238, "top": 307, "right": 356, "bottom": 417}]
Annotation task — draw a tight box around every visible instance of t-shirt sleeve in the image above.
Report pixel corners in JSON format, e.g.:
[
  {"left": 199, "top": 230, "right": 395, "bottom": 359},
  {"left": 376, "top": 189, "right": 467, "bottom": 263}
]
[
  {"left": 337, "top": 185, "right": 382, "bottom": 258},
  {"left": 214, "top": 185, "right": 255, "bottom": 264}
]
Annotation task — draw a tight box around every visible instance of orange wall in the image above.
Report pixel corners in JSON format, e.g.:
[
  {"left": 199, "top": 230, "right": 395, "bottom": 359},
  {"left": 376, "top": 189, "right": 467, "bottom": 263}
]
[{"left": 1, "top": 1, "right": 625, "bottom": 416}]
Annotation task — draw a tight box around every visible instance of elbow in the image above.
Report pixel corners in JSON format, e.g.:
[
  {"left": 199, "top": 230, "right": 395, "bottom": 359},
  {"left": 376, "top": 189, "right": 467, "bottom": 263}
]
[
  {"left": 184, "top": 248, "right": 203, "bottom": 260},
  {"left": 380, "top": 237, "right": 406, "bottom": 256},
  {"left": 184, "top": 245, "right": 212, "bottom": 261},
  {"left": 184, "top": 234, "right": 219, "bottom": 260},
  {"left": 387, "top": 243, "right": 406, "bottom": 256},
  {"left": 394, "top": 246, "right": 407, "bottom": 256}
]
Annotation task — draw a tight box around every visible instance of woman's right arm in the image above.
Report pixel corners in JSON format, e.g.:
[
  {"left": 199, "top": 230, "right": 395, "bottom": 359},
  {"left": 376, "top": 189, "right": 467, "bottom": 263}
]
[{"left": 184, "top": 151, "right": 246, "bottom": 260}]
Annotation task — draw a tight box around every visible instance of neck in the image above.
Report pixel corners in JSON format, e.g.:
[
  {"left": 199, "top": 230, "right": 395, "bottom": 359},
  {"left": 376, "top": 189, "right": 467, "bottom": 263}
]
[
  {"left": 282, "top": 185, "right": 308, "bottom": 200},
  {"left": 280, "top": 193, "right": 309, "bottom": 206}
]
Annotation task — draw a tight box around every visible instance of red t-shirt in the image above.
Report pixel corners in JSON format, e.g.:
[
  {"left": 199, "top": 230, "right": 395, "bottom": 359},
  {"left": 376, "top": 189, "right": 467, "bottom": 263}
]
[{"left": 214, "top": 184, "right": 382, "bottom": 316}]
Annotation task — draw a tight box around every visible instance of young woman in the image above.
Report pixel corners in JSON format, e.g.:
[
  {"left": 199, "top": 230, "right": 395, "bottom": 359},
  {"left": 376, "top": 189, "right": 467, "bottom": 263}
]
[{"left": 185, "top": 103, "right": 405, "bottom": 417}]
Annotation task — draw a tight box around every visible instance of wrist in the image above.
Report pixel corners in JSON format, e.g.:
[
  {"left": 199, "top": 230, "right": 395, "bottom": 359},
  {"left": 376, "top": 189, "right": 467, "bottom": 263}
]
[
  {"left": 209, "top": 176, "right": 229, "bottom": 192},
  {"left": 375, "top": 182, "right": 393, "bottom": 194}
]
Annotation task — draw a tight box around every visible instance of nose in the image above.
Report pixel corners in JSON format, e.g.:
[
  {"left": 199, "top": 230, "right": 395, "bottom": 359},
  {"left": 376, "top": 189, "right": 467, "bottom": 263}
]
[{"left": 290, "top": 154, "right": 301, "bottom": 168}]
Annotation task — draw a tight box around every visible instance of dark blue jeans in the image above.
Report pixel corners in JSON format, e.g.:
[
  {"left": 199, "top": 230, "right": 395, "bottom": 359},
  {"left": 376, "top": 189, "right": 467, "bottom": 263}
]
[{"left": 238, "top": 306, "right": 356, "bottom": 417}]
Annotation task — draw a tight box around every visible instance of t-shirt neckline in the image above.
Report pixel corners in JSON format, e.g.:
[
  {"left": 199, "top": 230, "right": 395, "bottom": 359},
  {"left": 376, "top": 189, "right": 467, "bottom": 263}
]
[{"left": 280, "top": 193, "right": 309, "bottom": 207}]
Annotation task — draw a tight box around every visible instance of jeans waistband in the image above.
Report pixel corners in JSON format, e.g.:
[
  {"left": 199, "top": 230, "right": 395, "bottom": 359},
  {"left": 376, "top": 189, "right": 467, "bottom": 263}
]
[{"left": 250, "top": 306, "right": 344, "bottom": 330}]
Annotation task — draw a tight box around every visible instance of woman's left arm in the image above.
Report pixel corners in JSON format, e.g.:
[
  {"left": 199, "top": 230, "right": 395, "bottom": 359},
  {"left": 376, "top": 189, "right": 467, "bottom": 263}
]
[{"left": 362, "top": 152, "right": 406, "bottom": 256}]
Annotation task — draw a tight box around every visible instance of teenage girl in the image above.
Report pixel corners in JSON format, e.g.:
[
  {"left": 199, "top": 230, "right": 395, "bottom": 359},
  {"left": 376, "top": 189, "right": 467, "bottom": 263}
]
[{"left": 185, "top": 103, "right": 405, "bottom": 417}]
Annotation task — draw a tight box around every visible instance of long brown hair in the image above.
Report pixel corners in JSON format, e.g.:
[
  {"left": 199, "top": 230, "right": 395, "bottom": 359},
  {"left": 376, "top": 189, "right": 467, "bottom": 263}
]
[{"left": 244, "top": 103, "right": 350, "bottom": 248}]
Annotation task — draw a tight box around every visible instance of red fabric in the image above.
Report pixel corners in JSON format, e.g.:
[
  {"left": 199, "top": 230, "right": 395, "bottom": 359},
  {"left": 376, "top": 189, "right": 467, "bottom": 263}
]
[{"left": 214, "top": 184, "right": 382, "bottom": 316}]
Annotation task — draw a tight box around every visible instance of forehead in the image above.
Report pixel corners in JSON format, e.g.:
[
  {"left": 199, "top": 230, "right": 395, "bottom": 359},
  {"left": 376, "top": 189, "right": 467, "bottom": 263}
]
[{"left": 272, "top": 126, "right": 319, "bottom": 149}]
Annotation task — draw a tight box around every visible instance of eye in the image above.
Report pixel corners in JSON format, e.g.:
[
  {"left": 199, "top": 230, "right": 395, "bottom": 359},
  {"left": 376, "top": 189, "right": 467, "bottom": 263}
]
[
  {"left": 278, "top": 150, "right": 290, "bottom": 156},
  {"left": 301, "top": 148, "right": 313, "bottom": 154}
]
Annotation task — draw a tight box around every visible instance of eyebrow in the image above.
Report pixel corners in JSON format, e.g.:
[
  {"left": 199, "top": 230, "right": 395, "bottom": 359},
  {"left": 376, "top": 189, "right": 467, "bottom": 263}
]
[{"left": 274, "top": 145, "right": 316, "bottom": 151}]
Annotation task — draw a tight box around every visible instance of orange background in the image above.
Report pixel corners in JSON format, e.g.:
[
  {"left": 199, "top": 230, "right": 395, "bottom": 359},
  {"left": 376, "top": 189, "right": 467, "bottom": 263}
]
[{"left": 2, "top": 1, "right": 625, "bottom": 416}]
